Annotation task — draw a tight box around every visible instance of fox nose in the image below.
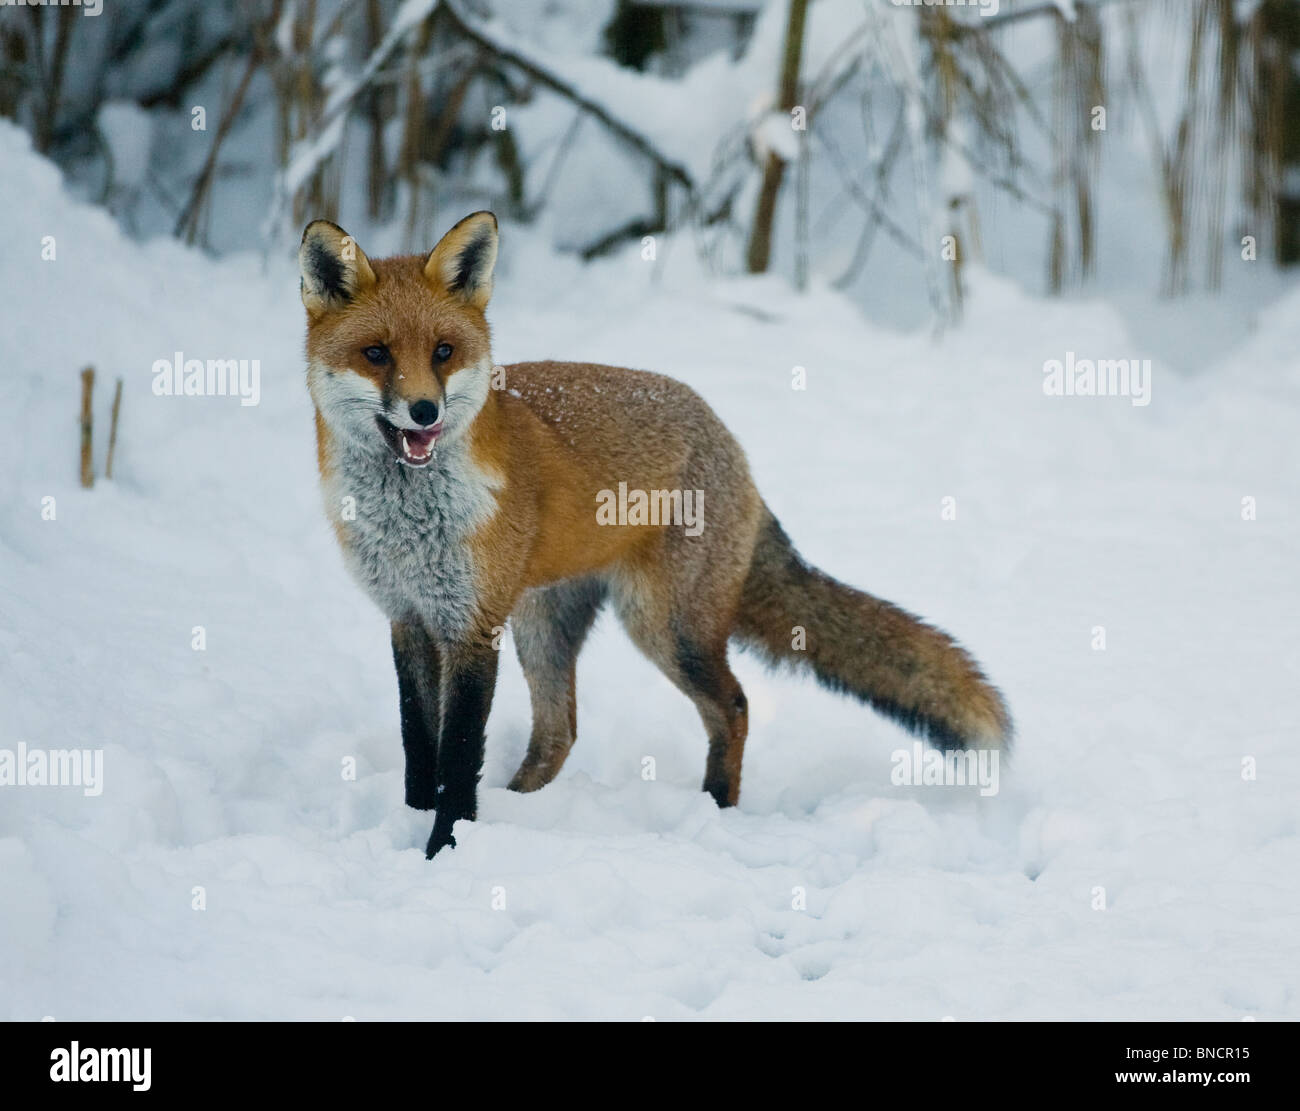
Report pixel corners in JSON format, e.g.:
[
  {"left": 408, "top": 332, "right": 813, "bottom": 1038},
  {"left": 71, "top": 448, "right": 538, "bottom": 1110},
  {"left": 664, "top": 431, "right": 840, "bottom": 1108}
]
[{"left": 408, "top": 399, "right": 440, "bottom": 426}]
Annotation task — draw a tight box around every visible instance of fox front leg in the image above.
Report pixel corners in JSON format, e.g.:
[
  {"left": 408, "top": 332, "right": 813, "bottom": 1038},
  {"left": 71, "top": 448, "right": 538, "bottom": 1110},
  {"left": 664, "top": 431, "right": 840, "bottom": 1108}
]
[
  {"left": 425, "top": 637, "right": 499, "bottom": 858},
  {"left": 391, "top": 621, "right": 442, "bottom": 810}
]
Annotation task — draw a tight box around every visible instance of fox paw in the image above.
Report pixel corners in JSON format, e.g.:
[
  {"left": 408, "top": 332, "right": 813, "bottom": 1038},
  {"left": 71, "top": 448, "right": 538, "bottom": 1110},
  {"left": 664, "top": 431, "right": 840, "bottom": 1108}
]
[{"left": 424, "top": 824, "right": 457, "bottom": 859}]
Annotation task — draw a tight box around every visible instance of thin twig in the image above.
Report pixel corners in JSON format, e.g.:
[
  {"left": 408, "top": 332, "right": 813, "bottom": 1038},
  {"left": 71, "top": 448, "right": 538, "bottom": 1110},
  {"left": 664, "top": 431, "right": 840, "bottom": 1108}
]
[
  {"left": 174, "top": 45, "right": 265, "bottom": 242},
  {"left": 106, "top": 377, "right": 123, "bottom": 480},
  {"left": 79, "top": 367, "right": 94, "bottom": 490}
]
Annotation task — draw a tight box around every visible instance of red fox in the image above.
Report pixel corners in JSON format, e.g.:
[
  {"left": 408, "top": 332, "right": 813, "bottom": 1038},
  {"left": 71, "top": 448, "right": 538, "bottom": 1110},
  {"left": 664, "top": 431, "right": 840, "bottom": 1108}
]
[{"left": 299, "top": 211, "right": 1011, "bottom": 858}]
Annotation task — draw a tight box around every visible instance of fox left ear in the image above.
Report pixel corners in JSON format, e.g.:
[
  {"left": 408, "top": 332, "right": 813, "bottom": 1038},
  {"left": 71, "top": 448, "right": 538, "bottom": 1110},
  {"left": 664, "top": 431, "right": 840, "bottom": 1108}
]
[
  {"left": 299, "top": 220, "right": 376, "bottom": 316},
  {"left": 424, "top": 211, "right": 498, "bottom": 309}
]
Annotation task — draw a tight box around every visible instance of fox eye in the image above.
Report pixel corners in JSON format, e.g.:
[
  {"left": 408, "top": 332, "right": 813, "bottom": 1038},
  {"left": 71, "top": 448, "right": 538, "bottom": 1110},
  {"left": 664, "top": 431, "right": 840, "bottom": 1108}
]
[
  {"left": 362, "top": 345, "right": 390, "bottom": 366},
  {"left": 433, "top": 342, "right": 454, "bottom": 363}
]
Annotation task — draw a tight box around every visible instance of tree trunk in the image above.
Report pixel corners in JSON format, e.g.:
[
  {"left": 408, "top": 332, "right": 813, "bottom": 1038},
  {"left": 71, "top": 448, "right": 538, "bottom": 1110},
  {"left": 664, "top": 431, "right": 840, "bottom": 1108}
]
[
  {"left": 745, "top": 0, "right": 808, "bottom": 274},
  {"left": 1257, "top": 0, "right": 1300, "bottom": 265}
]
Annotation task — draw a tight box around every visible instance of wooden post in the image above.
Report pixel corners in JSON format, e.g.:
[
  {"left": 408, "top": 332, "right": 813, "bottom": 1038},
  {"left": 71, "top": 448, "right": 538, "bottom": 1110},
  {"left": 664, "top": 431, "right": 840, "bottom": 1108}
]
[
  {"left": 79, "top": 366, "right": 94, "bottom": 489},
  {"left": 106, "top": 376, "right": 123, "bottom": 480},
  {"left": 745, "top": 0, "right": 809, "bottom": 274}
]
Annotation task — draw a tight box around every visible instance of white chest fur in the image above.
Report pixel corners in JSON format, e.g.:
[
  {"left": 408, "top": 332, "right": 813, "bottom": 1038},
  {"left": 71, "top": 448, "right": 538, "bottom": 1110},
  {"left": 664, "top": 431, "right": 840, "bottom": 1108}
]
[{"left": 324, "top": 438, "right": 499, "bottom": 639}]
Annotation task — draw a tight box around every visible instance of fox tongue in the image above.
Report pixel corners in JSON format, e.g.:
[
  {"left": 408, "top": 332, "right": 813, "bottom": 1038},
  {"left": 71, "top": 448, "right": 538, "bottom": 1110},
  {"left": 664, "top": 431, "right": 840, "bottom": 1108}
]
[{"left": 400, "top": 428, "right": 436, "bottom": 461}]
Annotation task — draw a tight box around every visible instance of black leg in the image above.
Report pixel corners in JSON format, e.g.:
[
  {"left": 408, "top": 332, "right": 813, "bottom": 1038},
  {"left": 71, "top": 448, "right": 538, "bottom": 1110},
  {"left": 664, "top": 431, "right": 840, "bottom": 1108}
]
[
  {"left": 391, "top": 621, "right": 441, "bottom": 810},
  {"left": 425, "top": 638, "right": 499, "bottom": 858}
]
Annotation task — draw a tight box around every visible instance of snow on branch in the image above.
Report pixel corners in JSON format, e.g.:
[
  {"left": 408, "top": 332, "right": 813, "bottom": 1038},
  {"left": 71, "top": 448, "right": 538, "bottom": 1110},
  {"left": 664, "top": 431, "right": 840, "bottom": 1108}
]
[
  {"left": 440, "top": 0, "right": 695, "bottom": 190},
  {"left": 270, "top": 0, "right": 709, "bottom": 241}
]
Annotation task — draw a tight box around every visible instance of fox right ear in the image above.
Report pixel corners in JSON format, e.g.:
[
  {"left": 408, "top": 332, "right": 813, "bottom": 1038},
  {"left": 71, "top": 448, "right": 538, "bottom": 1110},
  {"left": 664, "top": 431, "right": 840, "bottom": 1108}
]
[{"left": 299, "top": 221, "right": 376, "bottom": 316}]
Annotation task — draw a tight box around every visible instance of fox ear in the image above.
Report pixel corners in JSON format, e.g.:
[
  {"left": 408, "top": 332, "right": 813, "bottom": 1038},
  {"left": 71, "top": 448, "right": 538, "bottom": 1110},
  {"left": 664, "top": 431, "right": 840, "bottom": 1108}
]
[
  {"left": 424, "top": 211, "right": 498, "bottom": 309},
  {"left": 299, "top": 221, "right": 377, "bottom": 316}
]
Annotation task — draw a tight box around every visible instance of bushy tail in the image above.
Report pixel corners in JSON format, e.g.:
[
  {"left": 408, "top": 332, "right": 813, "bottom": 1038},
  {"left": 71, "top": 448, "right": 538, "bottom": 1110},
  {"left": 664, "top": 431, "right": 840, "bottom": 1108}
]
[{"left": 733, "top": 511, "right": 1011, "bottom": 751}]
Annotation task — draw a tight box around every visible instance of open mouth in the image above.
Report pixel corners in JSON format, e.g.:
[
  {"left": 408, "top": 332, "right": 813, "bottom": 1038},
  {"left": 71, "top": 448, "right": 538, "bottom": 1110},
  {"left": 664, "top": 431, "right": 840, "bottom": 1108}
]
[{"left": 377, "top": 416, "right": 442, "bottom": 467}]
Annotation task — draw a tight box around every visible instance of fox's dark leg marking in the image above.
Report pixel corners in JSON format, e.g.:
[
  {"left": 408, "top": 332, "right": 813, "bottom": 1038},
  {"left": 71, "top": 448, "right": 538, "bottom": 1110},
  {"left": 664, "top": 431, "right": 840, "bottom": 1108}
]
[
  {"left": 391, "top": 621, "right": 441, "bottom": 810},
  {"left": 425, "top": 636, "right": 499, "bottom": 858},
  {"left": 673, "top": 633, "right": 749, "bottom": 808},
  {"left": 508, "top": 576, "right": 606, "bottom": 793}
]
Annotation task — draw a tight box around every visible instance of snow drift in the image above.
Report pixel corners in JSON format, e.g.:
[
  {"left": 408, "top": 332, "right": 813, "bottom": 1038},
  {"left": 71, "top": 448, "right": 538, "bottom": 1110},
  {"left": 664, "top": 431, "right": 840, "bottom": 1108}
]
[{"left": 1, "top": 120, "right": 1298, "bottom": 1020}]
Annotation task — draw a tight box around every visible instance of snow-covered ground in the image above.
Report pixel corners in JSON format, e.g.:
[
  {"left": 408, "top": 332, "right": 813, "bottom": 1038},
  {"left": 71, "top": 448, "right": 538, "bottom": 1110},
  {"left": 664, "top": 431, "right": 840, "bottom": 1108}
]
[{"left": 2, "top": 118, "right": 1298, "bottom": 1020}]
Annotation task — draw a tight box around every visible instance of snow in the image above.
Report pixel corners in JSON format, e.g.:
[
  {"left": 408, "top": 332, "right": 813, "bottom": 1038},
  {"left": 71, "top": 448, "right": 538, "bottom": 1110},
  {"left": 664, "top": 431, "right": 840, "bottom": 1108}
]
[
  {"left": 753, "top": 111, "right": 801, "bottom": 163},
  {"left": 2, "top": 118, "right": 1298, "bottom": 1020},
  {"left": 96, "top": 102, "right": 154, "bottom": 190}
]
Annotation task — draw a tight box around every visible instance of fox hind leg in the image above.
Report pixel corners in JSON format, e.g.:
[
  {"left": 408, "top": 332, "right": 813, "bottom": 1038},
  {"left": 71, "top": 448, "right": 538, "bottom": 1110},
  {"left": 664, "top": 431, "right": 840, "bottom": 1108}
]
[
  {"left": 675, "top": 637, "right": 749, "bottom": 807},
  {"left": 611, "top": 571, "right": 750, "bottom": 808},
  {"left": 507, "top": 576, "right": 606, "bottom": 793}
]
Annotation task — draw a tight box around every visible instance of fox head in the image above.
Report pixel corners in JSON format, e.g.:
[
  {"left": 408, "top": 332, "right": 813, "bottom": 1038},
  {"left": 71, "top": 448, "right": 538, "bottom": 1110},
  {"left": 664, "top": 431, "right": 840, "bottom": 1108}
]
[{"left": 299, "top": 211, "right": 498, "bottom": 467}]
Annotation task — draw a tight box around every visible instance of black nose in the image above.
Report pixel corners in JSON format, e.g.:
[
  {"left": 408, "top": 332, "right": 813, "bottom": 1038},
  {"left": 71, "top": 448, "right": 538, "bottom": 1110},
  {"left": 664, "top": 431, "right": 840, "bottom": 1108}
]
[{"left": 408, "top": 399, "right": 440, "bottom": 426}]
